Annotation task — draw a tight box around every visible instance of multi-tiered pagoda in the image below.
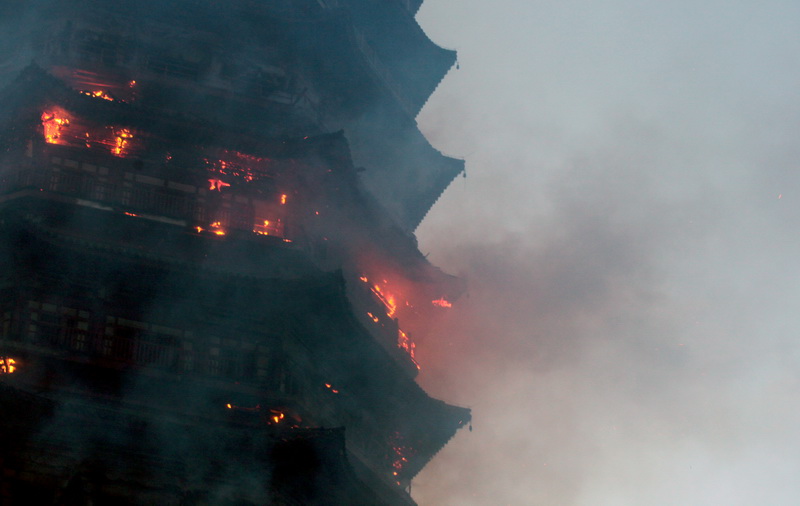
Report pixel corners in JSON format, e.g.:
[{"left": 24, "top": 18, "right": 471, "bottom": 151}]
[{"left": 0, "top": 1, "right": 468, "bottom": 504}]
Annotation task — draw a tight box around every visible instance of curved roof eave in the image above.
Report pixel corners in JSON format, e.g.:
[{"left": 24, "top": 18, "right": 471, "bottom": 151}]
[{"left": 408, "top": 155, "right": 464, "bottom": 230}]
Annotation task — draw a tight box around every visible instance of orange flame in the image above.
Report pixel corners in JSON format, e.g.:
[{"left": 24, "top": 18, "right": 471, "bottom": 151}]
[
  {"left": 41, "top": 110, "right": 70, "bottom": 144},
  {"left": 389, "top": 431, "right": 416, "bottom": 482},
  {"left": 280, "top": 194, "right": 288, "bottom": 205},
  {"left": 225, "top": 403, "right": 262, "bottom": 413},
  {"left": 398, "top": 330, "right": 420, "bottom": 370},
  {"left": 0, "top": 357, "right": 17, "bottom": 374},
  {"left": 210, "top": 221, "right": 226, "bottom": 236},
  {"left": 112, "top": 128, "right": 133, "bottom": 157},
  {"left": 254, "top": 220, "right": 270, "bottom": 236},
  {"left": 253, "top": 219, "right": 282, "bottom": 237},
  {"left": 385, "top": 294, "right": 397, "bottom": 317},
  {"left": 208, "top": 178, "right": 231, "bottom": 191},
  {"left": 371, "top": 284, "right": 397, "bottom": 318},
  {"left": 432, "top": 298, "right": 453, "bottom": 308},
  {"left": 204, "top": 151, "right": 273, "bottom": 184},
  {"left": 80, "top": 90, "right": 115, "bottom": 101}
]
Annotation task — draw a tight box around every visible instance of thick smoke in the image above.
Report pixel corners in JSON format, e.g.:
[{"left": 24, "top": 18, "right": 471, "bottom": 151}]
[{"left": 412, "top": 1, "right": 800, "bottom": 505}]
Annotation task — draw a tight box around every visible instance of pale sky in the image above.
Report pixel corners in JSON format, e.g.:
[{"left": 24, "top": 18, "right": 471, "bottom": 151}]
[{"left": 412, "top": 1, "right": 800, "bottom": 504}]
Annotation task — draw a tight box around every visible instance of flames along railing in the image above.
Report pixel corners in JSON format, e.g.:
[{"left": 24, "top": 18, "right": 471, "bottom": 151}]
[{"left": 1, "top": 147, "right": 288, "bottom": 239}]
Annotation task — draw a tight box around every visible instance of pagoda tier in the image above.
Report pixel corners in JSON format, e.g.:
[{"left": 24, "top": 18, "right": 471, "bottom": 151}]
[
  {"left": 0, "top": 380, "right": 409, "bottom": 505},
  {"left": 0, "top": 0, "right": 462, "bottom": 230}
]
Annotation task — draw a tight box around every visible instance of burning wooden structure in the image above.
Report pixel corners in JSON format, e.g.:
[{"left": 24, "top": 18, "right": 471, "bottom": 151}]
[{"left": 0, "top": 1, "right": 468, "bottom": 504}]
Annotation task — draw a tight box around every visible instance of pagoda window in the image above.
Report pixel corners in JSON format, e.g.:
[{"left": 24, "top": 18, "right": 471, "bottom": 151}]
[
  {"left": 62, "top": 310, "right": 90, "bottom": 352},
  {"left": 158, "top": 191, "right": 189, "bottom": 217},
  {"left": 182, "top": 353, "right": 194, "bottom": 372},
  {"left": 100, "top": 334, "right": 113, "bottom": 357},
  {"left": 181, "top": 341, "right": 194, "bottom": 373},
  {"left": 103, "top": 318, "right": 181, "bottom": 368},
  {"left": 121, "top": 183, "right": 133, "bottom": 205},
  {"left": 50, "top": 167, "right": 88, "bottom": 196},
  {"left": 245, "top": 67, "right": 289, "bottom": 97},
  {"left": 1, "top": 311, "right": 11, "bottom": 339},
  {"left": 23, "top": 301, "right": 90, "bottom": 351},
  {"left": 145, "top": 53, "right": 202, "bottom": 80},
  {"left": 92, "top": 181, "right": 116, "bottom": 202},
  {"left": 228, "top": 203, "right": 254, "bottom": 230},
  {"left": 75, "top": 30, "right": 129, "bottom": 66},
  {"left": 207, "top": 346, "right": 221, "bottom": 376},
  {"left": 256, "top": 349, "right": 270, "bottom": 378},
  {"left": 103, "top": 318, "right": 137, "bottom": 362},
  {"left": 130, "top": 186, "right": 155, "bottom": 210},
  {"left": 25, "top": 302, "right": 52, "bottom": 345}
]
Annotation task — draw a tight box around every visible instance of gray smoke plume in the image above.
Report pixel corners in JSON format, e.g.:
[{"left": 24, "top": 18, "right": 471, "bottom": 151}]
[{"left": 412, "top": 1, "right": 800, "bottom": 504}]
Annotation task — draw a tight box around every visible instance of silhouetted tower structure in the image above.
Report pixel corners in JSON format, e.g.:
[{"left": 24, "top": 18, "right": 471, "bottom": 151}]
[{"left": 0, "top": 1, "right": 469, "bottom": 505}]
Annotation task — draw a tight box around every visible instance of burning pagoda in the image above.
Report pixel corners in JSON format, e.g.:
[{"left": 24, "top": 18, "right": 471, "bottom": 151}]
[{"left": 0, "top": 1, "right": 468, "bottom": 504}]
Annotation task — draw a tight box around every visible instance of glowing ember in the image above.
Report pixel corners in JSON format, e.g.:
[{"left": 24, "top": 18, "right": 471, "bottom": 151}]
[
  {"left": 111, "top": 128, "right": 134, "bottom": 157},
  {"left": 41, "top": 110, "right": 70, "bottom": 144},
  {"left": 0, "top": 357, "right": 17, "bottom": 374},
  {"left": 398, "top": 330, "right": 420, "bottom": 370},
  {"left": 210, "top": 221, "right": 226, "bottom": 236},
  {"left": 254, "top": 220, "right": 270, "bottom": 235},
  {"left": 80, "top": 90, "right": 115, "bottom": 101},
  {"left": 371, "top": 284, "right": 397, "bottom": 317},
  {"left": 389, "top": 432, "right": 416, "bottom": 483},
  {"left": 431, "top": 298, "right": 453, "bottom": 308},
  {"left": 360, "top": 276, "right": 369, "bottom": 283},
  {"left": 41, "top": 107, "right": 139, "bottom": 157},
  {"left": 204, "top": 151, "right": 274, "bottom": 184},
  {"left": 208, "top": 178, "right": 231, "bottom": 191},
  {"left": 385, "top": 294, "right": 397, "bottom": 317},
  {"left": 253, "top": 219, "right": 282, "bottom": 237},
  {"left": 367, "top": 312, "right": 380, "bottom": 323},
  {"left": 225, "top": 403, "right": 261, "bottom": 412},
  {"left": 280, "top": 194, "right": 288, "bottom": 205},
  {"left": 324, "top": 383, "right": 340, "bottom": 394},
  {"left": 270, "top": 410, "right": 285, "bottom": 424}
]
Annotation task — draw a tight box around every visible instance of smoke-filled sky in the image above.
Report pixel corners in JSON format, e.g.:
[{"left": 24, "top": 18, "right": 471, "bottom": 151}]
[{"left": 411, "top": 1, "right": 800, "bottom": 505}]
